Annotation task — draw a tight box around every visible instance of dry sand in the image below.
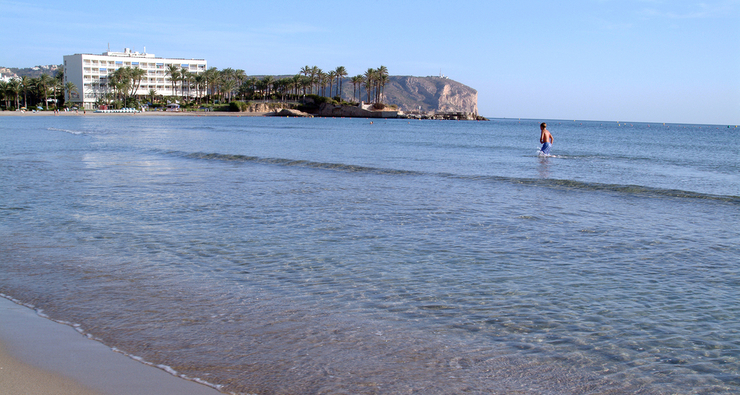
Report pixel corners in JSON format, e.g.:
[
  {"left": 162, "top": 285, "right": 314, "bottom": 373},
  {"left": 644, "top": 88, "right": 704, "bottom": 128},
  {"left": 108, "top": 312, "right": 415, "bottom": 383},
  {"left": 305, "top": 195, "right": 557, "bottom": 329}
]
[
  {"left": 0, "top": 342, "right": 103, "bottom": 395},
  {"left": 0, "top": 296, "right": 222, "bottom": 395}
]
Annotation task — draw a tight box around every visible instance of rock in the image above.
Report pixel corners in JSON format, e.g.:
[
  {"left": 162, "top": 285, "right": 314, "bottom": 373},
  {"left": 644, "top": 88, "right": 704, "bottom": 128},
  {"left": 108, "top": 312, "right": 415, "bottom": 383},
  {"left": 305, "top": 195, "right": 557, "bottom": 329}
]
[
  {"left": 379, "top": 76, "right": 478, "bottom": 114},
  {"left": 329, "top": 75, "right": 478, "bottom": 114},
  {"left": 245, "top": 103, "right": 273, "bottom": 112},
  {"left": 272, "top": 109, "right": 313, "bottom": 117},
  {"left": 313, "top": 103, "right": 400, "bottom": 118}
]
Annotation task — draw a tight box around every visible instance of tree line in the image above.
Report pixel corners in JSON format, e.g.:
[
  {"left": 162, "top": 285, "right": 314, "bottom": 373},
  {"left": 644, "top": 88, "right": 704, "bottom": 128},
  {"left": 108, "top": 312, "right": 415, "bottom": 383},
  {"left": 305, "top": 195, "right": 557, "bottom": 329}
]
[
  {"left": 0, "top": 64, "right": 390, "bottom": 110},
  {"left": 0, "top": 71, "right": 78, "bottom": 110},
  {"left": 154, "top": 64, "right": 391, "bottom": 106}
]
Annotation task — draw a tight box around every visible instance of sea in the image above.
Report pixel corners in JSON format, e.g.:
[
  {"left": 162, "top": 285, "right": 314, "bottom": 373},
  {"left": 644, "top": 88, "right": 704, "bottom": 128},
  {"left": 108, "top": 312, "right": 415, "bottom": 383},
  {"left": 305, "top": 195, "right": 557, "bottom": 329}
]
[{"left": 1, "top": 115, "right": 738, "bottom": 394}]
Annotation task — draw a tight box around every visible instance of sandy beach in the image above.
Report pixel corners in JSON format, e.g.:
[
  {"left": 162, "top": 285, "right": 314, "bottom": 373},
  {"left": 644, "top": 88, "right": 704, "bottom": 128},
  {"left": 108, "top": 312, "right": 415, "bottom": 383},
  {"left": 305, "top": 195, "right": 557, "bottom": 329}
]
[{"left": 0, "top": 296, "right": 222, "bottom": 395}]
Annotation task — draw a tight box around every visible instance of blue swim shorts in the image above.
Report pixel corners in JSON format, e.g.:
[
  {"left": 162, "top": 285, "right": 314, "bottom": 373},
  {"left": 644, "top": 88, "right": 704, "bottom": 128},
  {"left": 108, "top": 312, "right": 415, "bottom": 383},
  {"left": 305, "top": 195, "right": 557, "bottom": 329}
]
[{"left": 541, "top": 142, "right": 552, "bottom": 155}]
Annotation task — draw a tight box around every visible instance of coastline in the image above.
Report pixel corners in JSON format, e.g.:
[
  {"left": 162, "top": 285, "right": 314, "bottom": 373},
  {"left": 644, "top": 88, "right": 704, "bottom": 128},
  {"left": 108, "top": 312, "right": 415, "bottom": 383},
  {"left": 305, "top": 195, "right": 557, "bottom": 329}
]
[
  {"left": 0, "top": 110, "right": 268, "bottom": 117},
  {"left": 0, "top": 296, "right": 222, "bottom": 395}
]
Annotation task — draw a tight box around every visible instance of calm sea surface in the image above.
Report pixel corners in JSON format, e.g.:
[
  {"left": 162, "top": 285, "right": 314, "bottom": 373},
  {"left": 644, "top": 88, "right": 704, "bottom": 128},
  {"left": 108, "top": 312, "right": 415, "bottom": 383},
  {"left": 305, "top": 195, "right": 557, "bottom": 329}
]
[{"left": 1, "top": 115, "right": 738, "bottom": 394}]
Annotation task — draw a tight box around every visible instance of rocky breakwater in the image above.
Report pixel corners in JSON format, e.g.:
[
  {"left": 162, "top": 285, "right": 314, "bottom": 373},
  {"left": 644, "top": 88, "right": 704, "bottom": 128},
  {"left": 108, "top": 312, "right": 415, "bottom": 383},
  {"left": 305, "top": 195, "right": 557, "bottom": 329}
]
[
  {"left": 271, "top": 109, "right": 313, "bottom": 117},
  {"left": 314, "top": 103, "right": 399, "bottom": 118}
]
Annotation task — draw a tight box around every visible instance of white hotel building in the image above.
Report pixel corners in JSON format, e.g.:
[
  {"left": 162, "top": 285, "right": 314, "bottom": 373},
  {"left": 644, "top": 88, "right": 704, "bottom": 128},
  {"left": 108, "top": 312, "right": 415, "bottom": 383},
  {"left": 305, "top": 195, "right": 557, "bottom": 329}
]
[{"left": 63, "top": 48, "right": 207, "bottom": 109}]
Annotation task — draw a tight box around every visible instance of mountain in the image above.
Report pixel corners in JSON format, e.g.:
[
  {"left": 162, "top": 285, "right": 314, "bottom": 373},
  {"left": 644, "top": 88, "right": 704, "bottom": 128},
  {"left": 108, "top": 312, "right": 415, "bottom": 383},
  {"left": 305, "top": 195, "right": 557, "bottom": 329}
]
[
  {"left": 380, "top": 76, "right": 478, "bottom": 114},
  {"left": 0, "top": 65, "right": 61, "bottom": 79},
  {"left": 270, "top": 74, "right": 479, "bottom": 114}
]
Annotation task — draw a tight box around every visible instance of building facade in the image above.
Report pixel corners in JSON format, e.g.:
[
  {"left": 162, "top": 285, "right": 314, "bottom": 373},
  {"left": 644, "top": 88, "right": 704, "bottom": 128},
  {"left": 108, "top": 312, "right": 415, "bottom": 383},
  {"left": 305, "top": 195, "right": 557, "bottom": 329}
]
[
  {"left": 0, "top": 72, "right": 16, "bottom": 83},
  {"left": 63, "top": 48, "right": 207, "bottom": 109}
]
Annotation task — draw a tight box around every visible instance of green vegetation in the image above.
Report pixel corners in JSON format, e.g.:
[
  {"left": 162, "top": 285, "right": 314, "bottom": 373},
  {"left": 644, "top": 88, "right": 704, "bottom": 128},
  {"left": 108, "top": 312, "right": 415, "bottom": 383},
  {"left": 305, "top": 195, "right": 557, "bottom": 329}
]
[
  {"left": 0, "top": 69, "right": 69, "bottom": 110},
  {"left": 0, "top": 64, "right": 390, "bottom": 112}
]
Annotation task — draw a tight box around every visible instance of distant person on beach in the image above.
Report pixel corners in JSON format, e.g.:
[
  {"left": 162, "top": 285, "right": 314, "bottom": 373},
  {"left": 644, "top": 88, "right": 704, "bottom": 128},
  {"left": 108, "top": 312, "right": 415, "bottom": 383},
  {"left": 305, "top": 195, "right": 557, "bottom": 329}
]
[{"left": 539, "top": 122, "right": 553, "bottom": 155}]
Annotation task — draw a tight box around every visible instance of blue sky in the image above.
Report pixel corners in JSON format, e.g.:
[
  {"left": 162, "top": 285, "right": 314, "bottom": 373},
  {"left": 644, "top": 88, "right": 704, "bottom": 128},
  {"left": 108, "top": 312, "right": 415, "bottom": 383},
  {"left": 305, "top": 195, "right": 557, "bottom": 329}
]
[{"left": 1, "top": 0, "right": 738, "bottom": 124}]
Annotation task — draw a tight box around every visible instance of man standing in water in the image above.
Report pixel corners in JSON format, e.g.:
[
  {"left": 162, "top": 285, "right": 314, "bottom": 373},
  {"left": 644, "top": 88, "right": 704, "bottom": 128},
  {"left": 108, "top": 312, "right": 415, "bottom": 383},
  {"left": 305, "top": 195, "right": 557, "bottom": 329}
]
[{"left": 539, "top": 122, "right": 553, "bottom": 155}]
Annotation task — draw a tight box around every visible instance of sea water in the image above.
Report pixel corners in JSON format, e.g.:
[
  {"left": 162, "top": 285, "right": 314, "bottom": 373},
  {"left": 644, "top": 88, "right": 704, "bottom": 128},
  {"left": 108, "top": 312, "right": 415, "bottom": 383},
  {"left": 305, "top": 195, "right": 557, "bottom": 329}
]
[{"left": 1, "top": 116, "right": 738, "bottom": 394}]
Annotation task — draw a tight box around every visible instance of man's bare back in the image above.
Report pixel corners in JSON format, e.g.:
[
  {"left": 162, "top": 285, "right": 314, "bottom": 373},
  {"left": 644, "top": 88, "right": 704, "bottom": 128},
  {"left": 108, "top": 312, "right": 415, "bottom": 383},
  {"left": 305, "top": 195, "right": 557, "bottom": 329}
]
[
  {"left": 540, "top": 124, "right": 553, "bottom": 144},
  {"left": 539, "top": 123, "right": 553, "bottom": 155}
]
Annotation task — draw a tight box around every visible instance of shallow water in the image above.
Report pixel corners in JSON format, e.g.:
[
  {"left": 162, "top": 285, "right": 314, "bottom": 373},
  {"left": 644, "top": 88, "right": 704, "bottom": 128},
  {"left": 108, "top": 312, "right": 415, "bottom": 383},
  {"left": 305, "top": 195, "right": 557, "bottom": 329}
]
[{"left": 1, "top": 116, "right": 738, "bottom": 394}]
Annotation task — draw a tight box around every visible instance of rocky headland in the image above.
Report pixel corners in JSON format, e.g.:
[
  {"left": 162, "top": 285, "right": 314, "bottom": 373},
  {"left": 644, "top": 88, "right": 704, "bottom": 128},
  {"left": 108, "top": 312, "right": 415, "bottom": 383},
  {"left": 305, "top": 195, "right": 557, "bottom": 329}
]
[
  {"left": 380, "top": 76, "right": 478, "bottom": 114},
  {"left": 260, "top": 75, "right": 484, "bottom": 120}
]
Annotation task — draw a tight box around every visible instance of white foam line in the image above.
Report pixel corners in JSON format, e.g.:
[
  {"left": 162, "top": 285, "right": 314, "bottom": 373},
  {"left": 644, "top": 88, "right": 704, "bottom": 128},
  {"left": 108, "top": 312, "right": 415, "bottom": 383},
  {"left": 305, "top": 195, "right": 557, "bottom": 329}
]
[{"left": 47, "top": 127, "right": 84, "bottom": 135}]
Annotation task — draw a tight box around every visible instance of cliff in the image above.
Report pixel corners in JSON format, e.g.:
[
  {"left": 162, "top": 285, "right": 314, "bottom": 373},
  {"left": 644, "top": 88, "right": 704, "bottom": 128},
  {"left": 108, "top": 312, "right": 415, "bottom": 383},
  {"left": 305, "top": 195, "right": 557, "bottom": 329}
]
[
  {"left": 335, "top": 75, "right": 478, "bottom": 114},
  {"left": 380, "top": 76, "right": 478, "bottom": 114}
]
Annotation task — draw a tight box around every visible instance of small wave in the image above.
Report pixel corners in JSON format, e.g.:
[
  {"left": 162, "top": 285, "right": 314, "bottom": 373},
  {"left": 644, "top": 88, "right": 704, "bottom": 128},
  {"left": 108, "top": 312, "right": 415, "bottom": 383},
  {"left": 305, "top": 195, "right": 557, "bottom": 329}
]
[
  {"left": 0, "top": 206, "right": 27, "bottom": 211},
  {"left": 47, "top": 127, "right": 84, "bottom": 135},
  {"left": 480, "top": 176, "right": 740, "bottom": 203},
  {"left": 164, "top": 150, "right": 739, "bottom": 204},
  {"left": 172, "top": 150, "right": 422, "bottom": 176}
]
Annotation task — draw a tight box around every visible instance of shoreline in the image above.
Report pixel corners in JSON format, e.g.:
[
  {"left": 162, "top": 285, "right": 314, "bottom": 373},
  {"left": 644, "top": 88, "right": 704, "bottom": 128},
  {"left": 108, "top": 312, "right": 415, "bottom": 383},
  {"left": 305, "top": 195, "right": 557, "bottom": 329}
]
[
  {"left": 0, "top": 296, "right": 222, "bottom": 395},
  {"left": 0, "top": 109, "right": 489, "bottom": 121},
  {"left": 0, "top": 110, "right": 268, "bottom": 117}
]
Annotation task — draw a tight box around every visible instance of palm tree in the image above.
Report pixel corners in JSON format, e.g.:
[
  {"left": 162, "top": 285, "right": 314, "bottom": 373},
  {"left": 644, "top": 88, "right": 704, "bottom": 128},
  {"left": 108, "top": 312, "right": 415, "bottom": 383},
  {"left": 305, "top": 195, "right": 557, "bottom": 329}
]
[
  {"left": 54, "top": 70, "right": 65, "bottom": 109},
  {"left": 194, "top": 74, "right": 205, "bottom": 103},
  {"left": 220, "top": 79, "right": 236, "bottom": 102},
  {"left": 237, "top": 81, "right": 252, "bottom": 100},
  {"left": 64, "top": 82, "right": 79, "bottom": 104},
  {"left": 245, "top": 77, "right": 257, "bottom": 99},
  {"left": 165, "top": 64, "right": 181, "bottom": 99},
  {"left": 129, "top": 67, "right": 147, "bottom": 102},
  {"left": 363, "top": 68, "right": 376, "bottom": 103},
  {"left": 376, "top": 65, "right": 389, "bottom": 103},
  {"left": 234, "top": 69, "right": 246, "bottom": 86},
  {"left": 310, "top": 66, "right": 320, "bottom": 94},
  {"left": 147, "top": 88, "right": 157, "bottom": 105},
  {"left": 203, "top": 67, "right": 219, "bottom": 101},
  {"left": 275, "top": 77, "right": 291, "bottom": 101},
  {"left": 37, "top": 74, "right": 54, "bottom": 109},
  {"left": 180, "top": 70, "right": 195, "bottom": 101},
  {"left": 221, "top": 68, "right": 235, "bottom": 84},
  {"left": 0, "top": 81, "right": 7, "bottom": 109},
  {"left": 351, "top": 75, "right": 364, "bottom": 103},
  {"left": 299, "top": 76, "right": 311, "bottom": 96},
  {"left": 49, "top": 79, "right": 61, "bottom": 109},
  {"left": 291, "top": 74, "right": 302, "bottom": 97},
  {"left": 20, "top": 76, "right": 30, "bottom": 108},
  {"left": 327, "top": 71, "right": 336, "bottom": 98},
  {"left": 315, "top": 71, "right": 325, "bottom": 97},
  {"left": 7, "top": 79, "right": 21, "bottom": 109},
  {"left": 261, "top": 76, "right": 275, "bottom": 100},
  {"left": 109, "top": 68, "right": 131, "bottom": 103},
  {"left": 334, "top": 66, "right": 347, "bottom": 99}
]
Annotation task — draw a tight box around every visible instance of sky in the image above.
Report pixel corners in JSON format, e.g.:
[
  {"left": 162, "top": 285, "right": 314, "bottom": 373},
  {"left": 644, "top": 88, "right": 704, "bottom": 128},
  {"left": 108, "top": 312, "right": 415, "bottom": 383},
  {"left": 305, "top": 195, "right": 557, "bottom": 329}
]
[{"left": 1, "top": 0, "right": 738, "bottom": 125}]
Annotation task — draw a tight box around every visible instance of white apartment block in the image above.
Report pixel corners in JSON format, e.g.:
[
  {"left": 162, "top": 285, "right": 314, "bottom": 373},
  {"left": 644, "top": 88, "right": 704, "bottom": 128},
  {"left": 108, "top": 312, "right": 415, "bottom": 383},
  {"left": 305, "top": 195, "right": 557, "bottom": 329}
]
[{"left": 63, "top": 48, "right": 207, "bottom": 109}]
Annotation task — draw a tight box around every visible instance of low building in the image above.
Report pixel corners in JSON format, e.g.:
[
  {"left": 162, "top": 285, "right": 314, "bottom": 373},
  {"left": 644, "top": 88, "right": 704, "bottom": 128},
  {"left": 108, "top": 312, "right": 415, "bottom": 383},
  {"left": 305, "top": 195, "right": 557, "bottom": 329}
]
[
  {"left": 0, "top": 72, "right": 16, "bottom": 83},
  {"left": 63, "top": 48, "right": 207, "bottom": 109}
]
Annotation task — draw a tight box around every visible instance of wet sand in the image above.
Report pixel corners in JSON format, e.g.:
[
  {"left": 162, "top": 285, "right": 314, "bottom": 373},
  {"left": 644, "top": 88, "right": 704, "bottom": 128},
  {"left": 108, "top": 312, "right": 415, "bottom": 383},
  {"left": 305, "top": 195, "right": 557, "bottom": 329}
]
[{"left": 0, "top": 296, "right": 222, "bottom": 395}]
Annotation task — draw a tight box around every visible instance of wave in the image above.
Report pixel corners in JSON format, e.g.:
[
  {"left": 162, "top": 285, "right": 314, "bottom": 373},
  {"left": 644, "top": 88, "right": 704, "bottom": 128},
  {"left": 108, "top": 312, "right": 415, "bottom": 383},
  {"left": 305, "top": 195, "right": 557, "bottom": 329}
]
[
  {"left": 47, "top": 127, "right": 84, "bottom": 135},
  {"left": 163, "top": 150, "right": 740, "bottom": 204},
  {"left": 169, "top": 150, "right": 423, "bottom": 176},
  {"left": 482, "top": 176, "right": 740, "bottom": 203}
]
